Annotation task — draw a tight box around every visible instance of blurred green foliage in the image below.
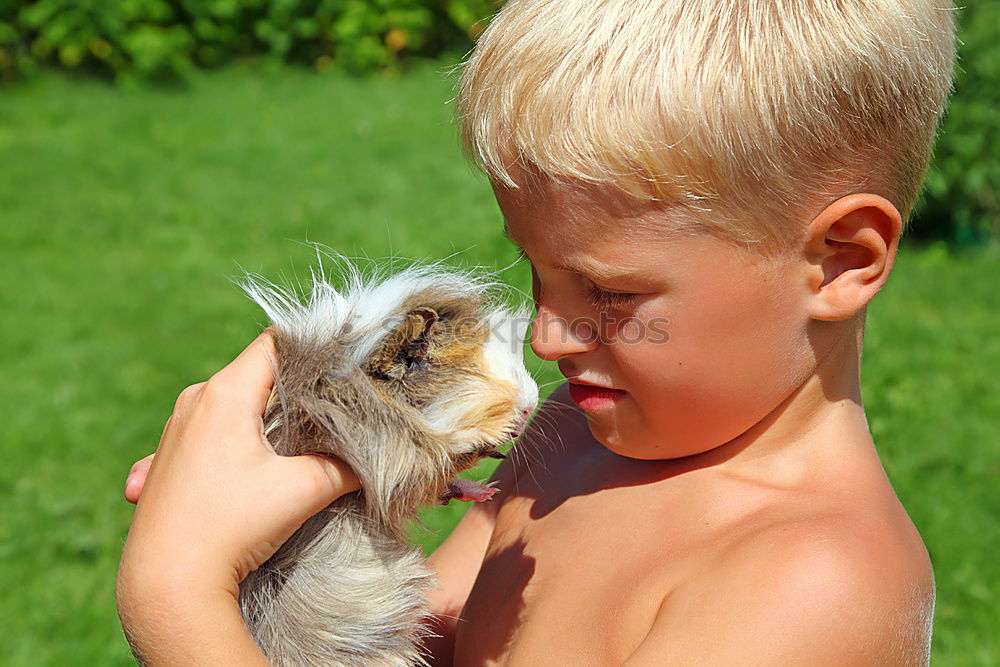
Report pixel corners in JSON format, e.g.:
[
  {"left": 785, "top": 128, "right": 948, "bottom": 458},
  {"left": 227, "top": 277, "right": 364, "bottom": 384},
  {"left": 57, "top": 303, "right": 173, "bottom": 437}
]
[
  {"left": 0, "top": 0, "right": 498, "bottom": 81},
  {"left": 0, "top": 0, "right": 994, "bottom": 245},
  {"left": 0, "top": 57, "right": 996, "bottom": 667},
  {"left": 911, "top": 1, "right": 1000, "bottom": 245}
]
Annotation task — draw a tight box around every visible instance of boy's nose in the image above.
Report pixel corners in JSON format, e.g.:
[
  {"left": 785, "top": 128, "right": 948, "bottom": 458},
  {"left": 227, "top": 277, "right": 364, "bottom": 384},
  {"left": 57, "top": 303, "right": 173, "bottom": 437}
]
[{"left": 529, "top": 305, "right": 600, "bottom": 361}]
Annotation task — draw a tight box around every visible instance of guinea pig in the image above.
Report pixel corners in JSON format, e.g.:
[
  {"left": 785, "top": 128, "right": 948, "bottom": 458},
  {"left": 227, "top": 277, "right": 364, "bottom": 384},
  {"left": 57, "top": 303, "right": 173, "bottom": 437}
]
[{"left": 237, "top": 259, "right": 538, "bottom": 666}]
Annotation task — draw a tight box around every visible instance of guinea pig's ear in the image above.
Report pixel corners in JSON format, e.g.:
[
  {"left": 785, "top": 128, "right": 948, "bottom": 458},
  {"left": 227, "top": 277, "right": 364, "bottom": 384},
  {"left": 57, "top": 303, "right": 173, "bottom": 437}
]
[{"left": 369, "top": 307, "right": 439, "bottom": 381}]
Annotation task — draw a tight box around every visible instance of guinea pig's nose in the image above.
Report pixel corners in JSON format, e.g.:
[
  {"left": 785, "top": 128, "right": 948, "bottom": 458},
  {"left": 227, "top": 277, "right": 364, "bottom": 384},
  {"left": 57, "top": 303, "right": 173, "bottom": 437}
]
[{"left": 511, "top": 405, "right": 535, "bottom": 437}]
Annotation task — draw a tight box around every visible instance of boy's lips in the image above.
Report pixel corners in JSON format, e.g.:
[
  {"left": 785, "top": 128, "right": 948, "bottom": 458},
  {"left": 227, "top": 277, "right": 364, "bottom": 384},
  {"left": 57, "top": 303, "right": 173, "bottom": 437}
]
[{"left": 567, "top": 380, "right": 627, "bottom": 411}]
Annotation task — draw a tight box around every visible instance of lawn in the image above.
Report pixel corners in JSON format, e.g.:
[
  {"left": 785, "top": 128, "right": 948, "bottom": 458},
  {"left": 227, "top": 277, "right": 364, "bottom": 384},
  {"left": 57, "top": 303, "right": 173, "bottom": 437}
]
[{"left": 0, "top": 64, "right": 996, "bottom": 665}]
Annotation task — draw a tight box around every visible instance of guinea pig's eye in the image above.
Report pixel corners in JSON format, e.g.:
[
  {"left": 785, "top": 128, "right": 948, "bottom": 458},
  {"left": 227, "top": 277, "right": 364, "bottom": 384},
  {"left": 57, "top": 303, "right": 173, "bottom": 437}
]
[
  {"left": 405, "top": 355, "right": 428, "bottom": 374},
  {"left": 368, "top": 307, "right": 438, "bottom": 381}
]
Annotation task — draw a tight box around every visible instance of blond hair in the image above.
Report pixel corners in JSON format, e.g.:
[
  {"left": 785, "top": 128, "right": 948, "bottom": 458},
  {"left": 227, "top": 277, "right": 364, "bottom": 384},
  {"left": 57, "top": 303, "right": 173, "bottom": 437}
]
[{"left": 457, "top": 0, "right": 956, "bottom": 248}]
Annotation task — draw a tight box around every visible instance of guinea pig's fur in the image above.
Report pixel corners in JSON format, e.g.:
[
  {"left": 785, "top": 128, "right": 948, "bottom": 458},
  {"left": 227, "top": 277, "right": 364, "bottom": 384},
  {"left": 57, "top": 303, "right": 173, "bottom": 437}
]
[{"left": 238, "top": 261, "right": 538, "bottom": 666}]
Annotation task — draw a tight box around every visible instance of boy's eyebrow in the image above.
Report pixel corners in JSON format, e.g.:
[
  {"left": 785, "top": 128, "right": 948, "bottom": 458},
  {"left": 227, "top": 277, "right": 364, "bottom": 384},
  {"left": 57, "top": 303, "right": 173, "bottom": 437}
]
[{"left": 502, "top": 221, "right": 640, "bottom": 283}]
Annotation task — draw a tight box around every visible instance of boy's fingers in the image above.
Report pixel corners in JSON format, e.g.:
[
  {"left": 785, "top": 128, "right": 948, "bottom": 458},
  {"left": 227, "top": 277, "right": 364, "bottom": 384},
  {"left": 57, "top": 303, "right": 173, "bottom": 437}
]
[
  {"left": 284, "top": 454, "right": 362, "bottom": 512},
  {"left": 208, "top": 330, "right": 278, "bottom": 415},
  {"left": 129, "top": 453, "right": 155, "bottom": 476},
  {"left": 125, "top": 454, "right": 155, "bottom": 504}
]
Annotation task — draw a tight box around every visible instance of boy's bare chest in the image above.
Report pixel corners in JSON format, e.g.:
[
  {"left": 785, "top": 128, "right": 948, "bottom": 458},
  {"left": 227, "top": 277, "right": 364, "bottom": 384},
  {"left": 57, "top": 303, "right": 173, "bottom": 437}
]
[{"left": 454, "top": 469, "right": 723, "bottom": 665}]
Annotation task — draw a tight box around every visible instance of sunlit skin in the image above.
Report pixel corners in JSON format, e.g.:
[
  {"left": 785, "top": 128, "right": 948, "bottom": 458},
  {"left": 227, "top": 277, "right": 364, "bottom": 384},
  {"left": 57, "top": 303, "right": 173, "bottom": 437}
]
[
  {"left": 426, "top": 178, "right": 936, "bottom": 665},
  {"left": 118, "top": 180, "right": 935, "bottom": 664},
  {"left": 500, "top": 178, "right": 826, "bottom": 461}
]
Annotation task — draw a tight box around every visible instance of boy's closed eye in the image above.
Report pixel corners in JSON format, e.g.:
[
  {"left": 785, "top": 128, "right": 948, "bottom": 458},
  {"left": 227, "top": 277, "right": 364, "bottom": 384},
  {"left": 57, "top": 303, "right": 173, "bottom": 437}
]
[
  {"left": 585, "top": 283, "right": 640, "bottom": 311},
  {"left": 509, "top": 239, "right": 647, "bottom": 313}
]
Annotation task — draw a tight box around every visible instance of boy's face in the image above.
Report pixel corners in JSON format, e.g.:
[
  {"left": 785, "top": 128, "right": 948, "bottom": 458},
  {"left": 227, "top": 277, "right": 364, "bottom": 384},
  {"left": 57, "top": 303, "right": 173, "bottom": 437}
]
[{"left": 495, "top": 178, "right": 818, "bottom": 460}]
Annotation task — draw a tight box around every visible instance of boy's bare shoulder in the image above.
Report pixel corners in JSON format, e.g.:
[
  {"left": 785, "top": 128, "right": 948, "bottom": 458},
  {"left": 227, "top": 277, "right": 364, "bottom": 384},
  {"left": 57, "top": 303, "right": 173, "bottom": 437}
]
[
  {"left": 508, "top": 385, "right": 935, "bottom": 665},
  {"left": 629, "top": 448, "right": 934, "bottom": 664},
  {"left": 636, "top": 507, "right": 935, "bottom": 665}
]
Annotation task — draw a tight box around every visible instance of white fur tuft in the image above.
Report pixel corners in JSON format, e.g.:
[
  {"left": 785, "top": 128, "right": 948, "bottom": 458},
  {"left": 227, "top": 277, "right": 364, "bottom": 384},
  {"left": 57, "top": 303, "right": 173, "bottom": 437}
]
[{"left": 240, "top": 256, "right": 504, "bottom": 365}]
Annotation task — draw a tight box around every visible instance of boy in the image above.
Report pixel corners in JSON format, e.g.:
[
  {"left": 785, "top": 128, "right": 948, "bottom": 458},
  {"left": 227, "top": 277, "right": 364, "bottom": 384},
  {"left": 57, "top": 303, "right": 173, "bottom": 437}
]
[{"left": 117, "top": 0, "right": 956, "bottom": 664}]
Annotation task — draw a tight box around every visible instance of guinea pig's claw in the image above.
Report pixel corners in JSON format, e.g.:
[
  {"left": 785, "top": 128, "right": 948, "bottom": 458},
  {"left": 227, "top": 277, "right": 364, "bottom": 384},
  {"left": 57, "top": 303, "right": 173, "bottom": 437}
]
[
  {"left": 487, "top": 450, "right": 506, "bottom": 460},
  {"left": 439, "top": 478, "right": 500, "bottom": 504}
]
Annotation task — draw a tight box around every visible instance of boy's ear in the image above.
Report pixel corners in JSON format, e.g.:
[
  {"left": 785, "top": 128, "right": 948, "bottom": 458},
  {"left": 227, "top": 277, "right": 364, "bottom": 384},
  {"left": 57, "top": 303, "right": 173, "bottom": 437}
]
[{"left": 803, "top": 194, "right": 902, "bottom": 322}]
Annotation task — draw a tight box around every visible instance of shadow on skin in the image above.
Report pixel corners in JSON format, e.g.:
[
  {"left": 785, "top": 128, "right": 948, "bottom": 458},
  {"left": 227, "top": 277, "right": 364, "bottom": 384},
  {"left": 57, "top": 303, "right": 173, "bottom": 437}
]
[
  {"left": 518, "top": 323, "right": 860, "bottom": 518},
  {"left": 453, "top": 540, "right": 536, "bottom": 663},
  {"left": 507, "top": 383, "right": 710, "bottom": 519},
  {"left": 455, "top": 333, "right": 859, "bottom": 661}
]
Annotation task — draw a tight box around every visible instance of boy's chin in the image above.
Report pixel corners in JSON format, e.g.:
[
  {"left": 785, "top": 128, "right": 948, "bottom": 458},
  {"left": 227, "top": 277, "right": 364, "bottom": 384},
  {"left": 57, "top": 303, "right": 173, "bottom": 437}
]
[
  {"left": 587, "top": 422, "right": 672, "bottom": 461},
  {"left": 587, "top": 418, "right": 722, "bottom": 462}
]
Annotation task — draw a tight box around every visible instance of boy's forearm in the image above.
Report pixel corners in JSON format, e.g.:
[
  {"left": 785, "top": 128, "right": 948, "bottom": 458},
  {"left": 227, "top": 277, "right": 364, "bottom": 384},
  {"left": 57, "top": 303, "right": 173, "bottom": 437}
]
[{"left": 117, "top": 581, "right": 269, "bottom": 666}]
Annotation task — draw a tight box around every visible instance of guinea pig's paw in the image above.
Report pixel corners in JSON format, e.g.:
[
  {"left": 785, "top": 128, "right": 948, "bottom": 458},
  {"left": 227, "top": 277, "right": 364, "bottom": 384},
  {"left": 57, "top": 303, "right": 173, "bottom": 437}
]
[{"left": 439, "top": 478, "right": 500, "bottom": 504}]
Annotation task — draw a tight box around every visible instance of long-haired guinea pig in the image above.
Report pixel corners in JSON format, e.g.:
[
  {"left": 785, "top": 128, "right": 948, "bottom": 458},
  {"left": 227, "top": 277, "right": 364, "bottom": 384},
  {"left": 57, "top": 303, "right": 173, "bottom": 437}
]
[{"left": 237, "top": 260, "right": 538, "bottom": 666}]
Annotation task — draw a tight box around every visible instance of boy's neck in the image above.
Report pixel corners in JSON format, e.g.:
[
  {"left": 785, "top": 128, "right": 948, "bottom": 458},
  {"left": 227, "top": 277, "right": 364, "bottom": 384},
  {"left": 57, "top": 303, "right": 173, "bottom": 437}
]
[{"left": 688, "top": 319, "right": 872, "bottom": 479}]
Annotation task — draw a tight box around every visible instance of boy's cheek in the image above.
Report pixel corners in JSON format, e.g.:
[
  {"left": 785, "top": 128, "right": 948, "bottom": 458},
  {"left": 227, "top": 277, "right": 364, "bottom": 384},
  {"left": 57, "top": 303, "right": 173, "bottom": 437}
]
[{"left": 614, "top": 335, "right": 810, "bottom": 456}]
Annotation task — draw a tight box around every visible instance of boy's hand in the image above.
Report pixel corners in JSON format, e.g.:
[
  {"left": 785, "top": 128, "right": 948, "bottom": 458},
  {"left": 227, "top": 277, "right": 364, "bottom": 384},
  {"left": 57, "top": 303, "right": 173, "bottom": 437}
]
[
  {"left": 123, "top": 453, "right": 154, "bottom": 503},
  {"left": 116, "top": 331, "right": 360, "bottom": 661}
]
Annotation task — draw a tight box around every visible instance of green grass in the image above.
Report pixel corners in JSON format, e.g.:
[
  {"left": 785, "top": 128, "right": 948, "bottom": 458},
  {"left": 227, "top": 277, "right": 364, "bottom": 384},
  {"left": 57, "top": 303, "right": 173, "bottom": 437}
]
[
  {"left": 864, "top": 243, "right": 1000, "bottom": 665},
  {"left": 0, "top": 65, "right": 996, "bottom": 665}
]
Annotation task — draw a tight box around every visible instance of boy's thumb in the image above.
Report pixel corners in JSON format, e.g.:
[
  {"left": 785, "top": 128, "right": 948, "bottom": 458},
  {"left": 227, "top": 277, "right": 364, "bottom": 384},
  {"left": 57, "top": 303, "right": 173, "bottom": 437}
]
[{"left": 283, "top": 453, "right": 362, "bottom": 512}]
